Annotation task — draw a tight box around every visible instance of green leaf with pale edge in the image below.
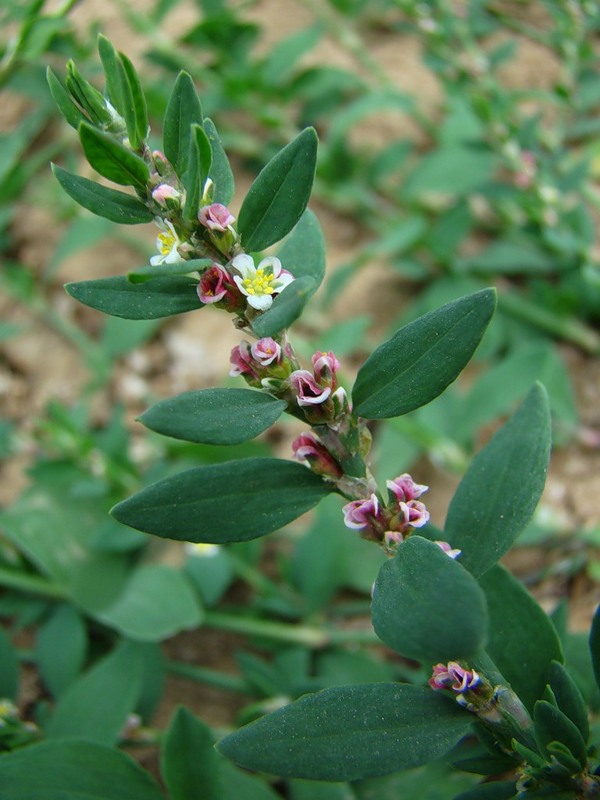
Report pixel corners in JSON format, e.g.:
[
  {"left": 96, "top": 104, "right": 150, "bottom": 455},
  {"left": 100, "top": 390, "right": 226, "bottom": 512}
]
[
  {"left": 444, "top": 384, "right": 551, "bottom": 576},
  {"left": 79, "top": 122, "right": 149, "bottom": 188},
  {"left": 479, "top": 565, "right": 563, "bottom": 711},
  {"left": 204, "top": 118, "right": 234, "bottom": 204},
  {"left": 217, "top": 683, "right": 472, "bottom": 781},
  {"left": 372, "top": 536, "right": 488, "bottom": 663},
  {"left": 139, "top": 388, "right": 286, "bottom": 444},
  {"left": 590, "top": 605, "right": 600, "bottom": 692},
  {"left": 163, "top": 71, "right": 203, "bottom": 178},
  {"left": 353, "top": 289, "right": 496, "bottom": 419},
  {"left": 252, "top": 276, "right": 316, "bottom": 337},
  {"left": 52, "top": 165, "right": 153, "bottom": 224},
  {"left": 111, "top": 458, "right": 331, "bottom": 543},
  {"left": 65, "top": 275, "right": 201, "bottom": 319},
  {"left": 45, "top": 641, "right": 143, "bottom": 744},
  {"left": 95, "top": 565, "right": 203, "bottom": 641},
  {"left": 238, "top": 127, "right": 318, "bottom": 252},
  {"left": 161, "top": 707, "right": 222, "bottom": 800},
  {"left": 0, "top": 739, "right": 164, "bottom": 800}
]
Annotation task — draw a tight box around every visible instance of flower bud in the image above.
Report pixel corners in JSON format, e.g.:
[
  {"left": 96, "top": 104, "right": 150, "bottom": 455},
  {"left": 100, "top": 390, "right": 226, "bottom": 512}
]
[
  {"left": 292, "top": 432, "right": 342, "bottom": 479},
  {"left": 198, "top": 203, "right": 236, "bottom": 232},
  {"left": 251, "top": 338, "right": 282, "bottom": 367},
  {"left": 311, "top": 350, "right": 340, "bottom": 388},
  {"left": 152, "top": 183, "right": 183, "bottom": 209}
]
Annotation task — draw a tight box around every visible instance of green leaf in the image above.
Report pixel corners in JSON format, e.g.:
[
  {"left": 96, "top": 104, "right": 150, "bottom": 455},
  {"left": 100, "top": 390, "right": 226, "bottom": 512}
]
[
  {"left": 372, "top": 536, "right": 488, "bottom": 663},
  {"left": 45, "top": 641, "right": 143, "bottom": 744},
  {"left": 65, "top": 275, "right": 201, "bottom": 319},
  {"left": 128, "top": 258, "right": 211, "bottom": 283},
  {"left": 548, "top": 661, "right": 589, "bottom": 742},
  {"left": 119, "top": 51, "right": 149, "bottom": 149},
  {"left": 95, "top": 565, "right": 203, "bottom": 642},
  {"left": 238, "top": 127, "right": 318, "bottom": 252},
  {"left": 79, "top": 122, "right": 150, "bottom": 188},
  {"left": 111, "top": 458, "right": 332, "bottom": 543},
  {"left": 52, "top": 165, "right": 153, "bottom": 224},
  {"left": 533, "top": 700, "right": 587, "bottom": 768},
  {"left": 183, "top": 124, "right": 213, "bottom": 220},
  {"left": 400, "top": 145, "right": 496, "bottom": 199},
  {"left": 139, "top": 388, "right": 287, "bottom": 444},
  {"left": 277, "top": 207, "right": 326, "bottom": 289},
  {"left": 220, "top": 760, "right": 281, "bottom": 800},
  {"left": 0, "top": 626, "right": 19, "bottom": 700},
  {"left": 47, "top": 67, "right": 87, "bottom": 130},
  {"left": 590, "top": 604, "right": 600, "bottom": 693},
  {"left": 203, "top": 118, "right": 234, "bottom": 204},
  {"left": 352, "top": 289, "right": 496, "bottom": 419},
  {"left": 453, "top": 782, "right": 518, "bottom": 800},
  {"left": 218, "top": 683, "right": 472, "bottom": 781},
  {"left": 444, "top": 384, "right": 551, "bottom": 577},
  {"left": 163, "top": 71, "right": 203, "bottom": 178},
  {"left": 251, "top": 276, "right": 316, "bottom": 337},
  {"left": 161, "top": 707, "right": 222, "bottom": 800},
  {"left": 479, "top": 565, "right": 563, "bottom": 711},
  {"left": 0, "top": 739, "right": 164, "bottom": 800},
  {"left": 97, "top": 34, "right": 139, "bottom": 148},
  {"left": 36, "top": 604, "right": 87, "bottom": 697}
]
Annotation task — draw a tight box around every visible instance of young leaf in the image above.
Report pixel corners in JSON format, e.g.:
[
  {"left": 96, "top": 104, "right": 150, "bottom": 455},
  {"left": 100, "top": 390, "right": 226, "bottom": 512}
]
[
  {"left": 218, "top": 683, "right": 472, "bottom": 781},
  {"left": 98, "top": 35, "right": 125, "bottom": 113},
  {"left": 95, "top": 565, "right": 203, "bottom": 642},
  {"left": 163, "top": 71, "right": 203, "bottom": 178},
  {"left": 45, "top": 641, "right": 143, "bottom": 744},
  {"left": 111, "top": 458, "right": 331, "bottom": 543},
  {"left": 371, "top": 536, "right": 488, "bottom": 663},
  {"left": 548, "top": 661, "right": 589, "bottom": 742},
  {"left": 139, "top": 388, "right": 287, "bottom": 444},
  {"left": 36, "top": 604, "right": 87, "bottom": 698},
  {"left": 119, "top": 51, "right": 149, "bottom": 149},
  {"left": 479, "top": 565, "right": 563, "bottom": 711},
  {"left": 79, "top": 122, "right": 150, "bottom": 188},
  {"left": 444, "top": 384, "right": 551, "bottom": 577},
  {"left": 238, "top": 127, "right": 318, "bottom": 252},
  {"left": 352, "top": 289, "right": 496, "bottom": 419},
  {"left": 0, "top": 739, "right": 164, "bottom": 800},
  {"left": 251, "top": 276, "right": 316, "bottom": 337},
  {"left": 46, "top": 67, "right": 87, "bottom": 130},
  {"left": 183, "top": 124, "right": 213, "bottom": 220},
  {"left": 533, "top": 700, "right": 587, "bottom": 768},
  {"left": 65, "top": 275, "right": 201, "bottom": 319},
  {"left": 52, "top": 165, "right": 153, "bottom": 224},
  {"left": 203, "top": 118, "right": 234, "bottom": 204},
  {"left": 161, "top": 707, "right": 222, "bottom": 800}
]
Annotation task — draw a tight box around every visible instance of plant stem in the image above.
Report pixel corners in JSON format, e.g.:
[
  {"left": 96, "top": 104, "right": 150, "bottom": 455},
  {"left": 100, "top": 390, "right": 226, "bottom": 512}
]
[
  {"left": 0, "top": 567, "right": 67, "bottom": 600},
  {"left": 167, "top": 660, "right": 250, "bottom": 694},
  {"left": 203, "top": 610, "right": 379, "bottom": 648}
]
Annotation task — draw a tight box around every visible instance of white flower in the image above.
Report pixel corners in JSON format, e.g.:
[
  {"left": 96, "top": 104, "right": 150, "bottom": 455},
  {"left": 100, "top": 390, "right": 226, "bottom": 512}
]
[
  {"left": 150, "top": 219, "right": 183, "bottom": 266},
  {"left": 231, "top": 254, "right": 294, "bottom": 311}
]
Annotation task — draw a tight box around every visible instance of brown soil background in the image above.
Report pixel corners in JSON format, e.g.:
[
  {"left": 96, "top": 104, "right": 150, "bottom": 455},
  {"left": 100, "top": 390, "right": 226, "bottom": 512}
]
[{"left": 2, "top": 0, "right": 600, "bottom": 761}]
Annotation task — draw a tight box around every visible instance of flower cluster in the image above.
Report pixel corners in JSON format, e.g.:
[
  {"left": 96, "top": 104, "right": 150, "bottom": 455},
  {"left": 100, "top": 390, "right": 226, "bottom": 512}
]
[
  {"left": 429, "top": 662, "right": 481, "bottom": 709},
  {"left": 229, "top": 337, "right": 292, "bottom": 386}
]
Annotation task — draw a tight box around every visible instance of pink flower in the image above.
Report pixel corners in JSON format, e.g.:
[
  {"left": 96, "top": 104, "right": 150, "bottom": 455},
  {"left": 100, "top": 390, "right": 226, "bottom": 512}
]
[
  {"left": 289, "top": 370, "right": 331, "bottom": 407},
  {"left": 198, "top": 203, "right": 236, "bottom": 232},
  {"left": 434, "top": 540, "right": 462, "bottom": 559},
  {"left": 342, "top": 494, "right": 381, "bottom": 530},
  {"left": 397, "top": 500, "right": 430, "bottom": 529},
  {"left": 197, "top": 264, "right": 230, "bottom": 304},
  {"left": 312, "top": 350, "right": 340, "bottom": 388},
  {"left": 251, "top": 338, "right": 282, "bottom": 367},
  {"left": 386, "top": 474, "right": 428, "bottom": 503},
  {"left": 292, "top": 432, "right": 342, "bottom": 478},
  {"left": 429, "top": 662, "right": 480, "bottom": 693},
  {"left": 229, "top": 342, "right": 258, "bottom": 379},
  {"left": 151, "top": 184, "right": 181, "bottom": 207}
]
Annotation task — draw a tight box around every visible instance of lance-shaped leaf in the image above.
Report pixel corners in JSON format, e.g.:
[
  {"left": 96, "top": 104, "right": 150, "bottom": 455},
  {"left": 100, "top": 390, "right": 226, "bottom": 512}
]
[
  {"left": 372, "top": 536, "right": 488, "bottom": 663},
  {"left": 480, "top": 565, "right": 563, "bottom": 711},
  {"left": 111, "top": 458, "right": 331, "bottom": 543},
  {"left": 79, "top": 122, "right": 150, "bottom": 188},
  {"left": 128, "top": 258, "right": 211, "bottom": 283},
  {"left": 218, "top": 683, "right": 472, "bottom": 781},
  {"left": 163, "top": 71, "right": 203, "bottom": 178},
  {"left": 548, "top": 661, "right": 589, "bottom": 742},
  {"left": 52, "top": 165, "right": 153, "bottom": 224},
  {"left": 183, "top": 124, "right": 212, "bottom": 220},
  {"left": 278, "top": 209, "right": 326, "bottom": 289},
  {"left": 444, "top": 383, "right": 551, "bottom": 577},
  {"left": 139, "top": 388, "right": 287, "bottom": 445},
  {"left": 203, "top": 118, "right": 234, "bottom": 204},
  {"left": 533, "top": 700, "right": 587, "bottom": 768},
  {"left": 119, "top": 51, "right": 149, "bottom": 149},
  {"left": 353, "top": 289, "right": 496, "bottom": 419},
  {"left": 0, "top": 739, "right": 164, "bottom": 800},
  {"left": 252, "top": 276, "right": 316, "bottom": 337},
  {"left": 47, "top": 67, "right": 87, "bottom": 130},
  {"left": 161, "top": 708, "right": 222, "bottom": 800},
  {"left": 65, "top": 276, "right": 201, "bottom": 319},
  {"left": 238, "top": 127, "right": 318, "bottom": 252}
]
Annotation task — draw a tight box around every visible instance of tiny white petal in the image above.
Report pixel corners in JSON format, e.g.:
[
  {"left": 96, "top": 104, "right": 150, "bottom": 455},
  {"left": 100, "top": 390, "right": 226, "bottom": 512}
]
[
  {"left": 258, "top": 256, "right": 282, "bottom": 277},
  {"left": 248, "top": 294, "right": 273, "bottom": 310},
  {"left": 231, "top": 254, "right": 255, "bottom": 277}
]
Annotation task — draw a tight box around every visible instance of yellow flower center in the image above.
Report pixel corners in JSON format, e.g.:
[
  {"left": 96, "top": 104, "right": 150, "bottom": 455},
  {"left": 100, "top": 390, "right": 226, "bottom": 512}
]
[
  {"left": 158, "top": 231, "right": 176, "bottom": 255},
  {"left": 242, "top": 268, "right": 275, "bottom": 296}
]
